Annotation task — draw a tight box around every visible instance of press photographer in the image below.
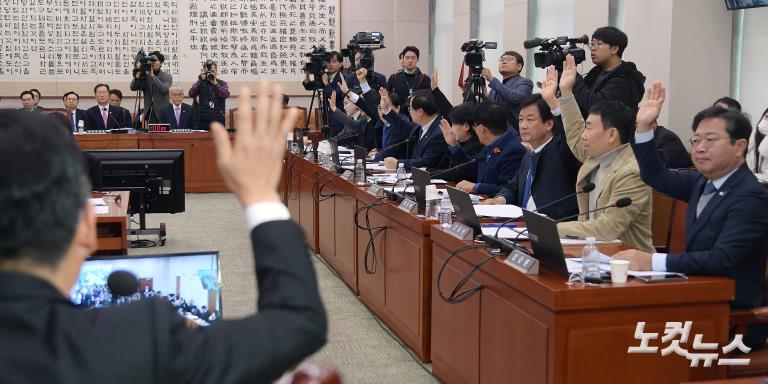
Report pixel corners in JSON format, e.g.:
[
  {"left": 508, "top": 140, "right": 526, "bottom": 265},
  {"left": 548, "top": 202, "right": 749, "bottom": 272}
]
[
  {"left": 130, "top": 50, "right": 172, "bottom": 124},
  {"left": 343, "top": 32, "right": 388, "bottom": 91},
  {"left": 301, "top": 47, "right": 345, "bottom": 137},
  {"left": 188, "top": 60, "right": 230, "bottom": 131},
  {"left": 482, "top": 50, "right": 533, "bottom": 132}
]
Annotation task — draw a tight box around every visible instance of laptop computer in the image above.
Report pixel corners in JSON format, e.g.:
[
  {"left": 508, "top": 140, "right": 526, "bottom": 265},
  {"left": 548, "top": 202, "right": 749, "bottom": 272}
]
[
  {"left": 293, "top": 128, "right": 305, "bottom": 154},
  {"left": 328, "top": 138, "right": 341, "bottom": 173},
  {"left": 522, "top": 209, "right": 570, "bottom": 278},
  {"left": 411, "top": 168, "right": 430, "bottom": 212},
  {"left": 353, "top": 145, "right": 367, "bottom": 177},
  {"left": 446, "top": 187, "right": 481, "bottom": 238}
]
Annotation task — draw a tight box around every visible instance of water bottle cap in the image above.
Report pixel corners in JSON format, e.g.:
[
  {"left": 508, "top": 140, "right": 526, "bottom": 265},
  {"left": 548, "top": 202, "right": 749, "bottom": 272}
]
[{"left": 585, "top": 236, "right": 596, "bottom": 243}]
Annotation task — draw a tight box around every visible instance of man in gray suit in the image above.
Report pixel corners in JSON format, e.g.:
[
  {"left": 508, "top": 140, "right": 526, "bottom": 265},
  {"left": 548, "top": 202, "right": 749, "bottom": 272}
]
[
  {"left": 482, "top": 50, "right": 534, "bottom": 132},
  {"left": 130, "top": 50, "right": 173, "bottom": 124}
]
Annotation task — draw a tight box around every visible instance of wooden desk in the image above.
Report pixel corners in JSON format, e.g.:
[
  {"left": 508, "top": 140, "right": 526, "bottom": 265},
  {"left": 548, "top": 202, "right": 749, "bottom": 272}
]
[
  {"left": 316, "top": 171, "right": 360, "bottom": 294},
  {"left": 430, "top": 225, "right": 734, "bottom": 384},
  {"left": 94, "top": 191, "right": 130, "bottom": 255},
  {"left": 283, "top": 152, "right": 320, "bottom": 253},
  {"left": 74, "top": 132, "right": 229, "bottom": 193}
]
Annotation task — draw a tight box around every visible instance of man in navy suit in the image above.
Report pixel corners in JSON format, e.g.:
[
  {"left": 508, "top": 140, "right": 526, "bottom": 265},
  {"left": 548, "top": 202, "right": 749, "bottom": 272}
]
[
  {"left": 614, "top": 82, "right": 768, "bottom": 349},
  {"left": 447, "top": 100, "right": 525, "bottom": 195},
  {"left": 381, "top": 89, "right": 447, "bottom": 170},
  {"left": 59, "top": 91, "right": 87, "bottom": 133},
  {"left": 482, "top": 50, "right": 533, "bottom": 132},
  {"left": 302, "top": 51, "right": 346, "bottom": 138},
  {"left": 84, "top": 84, "right": 128, "bottom": 131},
  {"left": 481, "top": 94, "right": 580, "bottom": 220},
  {"left": 159, "top": 87, "right": 197, "bottom": 130}
]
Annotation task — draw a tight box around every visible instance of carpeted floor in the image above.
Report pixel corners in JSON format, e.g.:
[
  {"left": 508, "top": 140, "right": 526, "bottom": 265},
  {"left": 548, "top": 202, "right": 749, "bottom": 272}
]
[{"left": 129, "top": 193, "right": 439, "bottom": 384}]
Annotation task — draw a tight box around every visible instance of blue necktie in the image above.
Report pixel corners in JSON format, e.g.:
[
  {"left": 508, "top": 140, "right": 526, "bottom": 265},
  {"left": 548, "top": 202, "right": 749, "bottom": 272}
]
[
  {"left": 696, "top": 181, "right": 717, "bottom": 218},
  {"left": 381, "top": 123, "right": 390, "bottom": 149},
  {"left": 521, "top": 153, "right": 539, "bottom": 207}
]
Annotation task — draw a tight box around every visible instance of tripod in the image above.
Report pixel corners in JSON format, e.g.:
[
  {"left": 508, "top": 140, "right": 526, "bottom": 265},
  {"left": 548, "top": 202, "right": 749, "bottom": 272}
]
[
  {"left": 131, "top": 69, "right": 159, "bottom": 130},
  {"left": 463, "top": 70, "right": 488, "bottom": 104},
  {"left": 305, "top": 74, "right": 328, "bottom": 142}
]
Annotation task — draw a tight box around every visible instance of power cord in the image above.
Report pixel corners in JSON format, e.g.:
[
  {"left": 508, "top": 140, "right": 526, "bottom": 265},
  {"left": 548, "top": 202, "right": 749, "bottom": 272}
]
[{"left": 436, "top": 243, "right": 496, "bottom": 304}]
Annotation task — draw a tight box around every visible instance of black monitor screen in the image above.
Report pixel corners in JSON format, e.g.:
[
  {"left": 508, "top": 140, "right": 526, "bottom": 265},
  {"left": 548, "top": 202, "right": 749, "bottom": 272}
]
[
  {"left": 72, "top": 251, "right": 222, "bottom": 326},
  {"left": 725, "top": 0, "right": 768, "bottom": 10}
]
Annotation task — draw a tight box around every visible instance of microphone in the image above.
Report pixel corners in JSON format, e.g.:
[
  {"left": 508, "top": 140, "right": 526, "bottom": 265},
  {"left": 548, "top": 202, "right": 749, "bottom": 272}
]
[
  {"left": 428, "top": 156, "right": 481, "bottom": 179},
  {"left": 380, "top": 136, "right": 417, "bottom": 154},
  {"left": 332, "top": 132, "right": 359, "bottom": 142},
  {"left": 108, "top": 109, "right": 124, "bottom": 129},
  {"left": 555, "top": 197, "right": 632, "bottom": 223},
  {"left": 107, "top": 270, "right": 138, "bottom": 297},
  {"left": 523, "top": 37, "right": 547, "bottom": 49}
]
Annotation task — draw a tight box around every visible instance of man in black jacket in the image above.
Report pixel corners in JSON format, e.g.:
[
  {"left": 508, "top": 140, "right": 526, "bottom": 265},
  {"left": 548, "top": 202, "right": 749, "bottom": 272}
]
[
  {"left": 572, "top": 26, "right": 646, "bottom": 117},
  {"left": 650, "top": 122, "right": 694, "bottom": 169},
  {"left": 0, "top": 83, "right": 327, "bottom": 383}
]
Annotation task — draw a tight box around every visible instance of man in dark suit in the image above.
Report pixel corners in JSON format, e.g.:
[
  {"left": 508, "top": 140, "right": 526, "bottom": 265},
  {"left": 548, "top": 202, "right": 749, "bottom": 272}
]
[
  {"left": 302, "top": 51, "right": 346, "bottom": 138},
  {"left": 19, "top": 91, "right": 40, "bottom": 112},
  {"left": 0, "top": 83, "right": 326, "bottom": 382},
  {"left": 159, "top": 87, "right": 197, "bottom": 130},
  {"left": 448, "top": 101, "right": 526, "bottom": 195},
  {"left": 84, "top": 84, "right": 129, "bottom": 131},
  {"left": 387, "top": 46, "right": 431, "bottom": 118},
  {"left": 108, "top": 89, "right": 134, "bottom": 129},
  {"left": 58, "top": 91, "right": 87, "bottom": 133},
  {"left": 614, "top": 82, "right": 768, "bottom": 349},
  {"left": 481, "top": 94, "right": 580, "bottom": 220},
  {"left": 381, "top": 88, "right": 448, "bottom": 170},
  {"left": 345, "top": 49, "right": 388, "bottom": 91}
]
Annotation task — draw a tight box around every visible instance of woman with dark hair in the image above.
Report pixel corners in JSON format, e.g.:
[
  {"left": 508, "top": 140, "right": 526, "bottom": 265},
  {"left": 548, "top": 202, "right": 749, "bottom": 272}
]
[
  {"left": 430, "top": 102, "right": 483, "bottom": 182},
  {"left": 746, "top": 107, "right": 768, "bottom": 182}
]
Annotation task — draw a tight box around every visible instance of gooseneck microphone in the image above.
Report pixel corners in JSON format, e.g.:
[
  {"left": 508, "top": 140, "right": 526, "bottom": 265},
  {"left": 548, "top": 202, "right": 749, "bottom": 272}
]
[
  {"left": 428, "top": 155, "right": 482, "bottom": 179},
  {"left": 107, "top": 270, "right": 139, "bottom": 297},
  {"left": 554, "top": 197, "right": 632, "bottom": 223}
]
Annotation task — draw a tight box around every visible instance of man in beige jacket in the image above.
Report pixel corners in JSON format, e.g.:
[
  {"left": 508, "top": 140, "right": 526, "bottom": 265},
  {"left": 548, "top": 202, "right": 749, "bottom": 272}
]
[{"left": 540, "top": 56, "right": 653, "bottom": 252}]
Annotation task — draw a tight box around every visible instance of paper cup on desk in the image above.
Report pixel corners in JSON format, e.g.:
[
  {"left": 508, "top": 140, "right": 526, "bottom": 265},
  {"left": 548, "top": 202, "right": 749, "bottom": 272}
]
[{"left": 609, "top": 260, "right": 630, "bottom": 284}]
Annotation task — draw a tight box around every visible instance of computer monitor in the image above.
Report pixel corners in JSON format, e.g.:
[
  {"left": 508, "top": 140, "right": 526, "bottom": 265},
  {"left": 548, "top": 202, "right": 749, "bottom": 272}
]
[
  {"left": 73, "top": 251, "right": 223, "bottom": 326},
  {"left": 87, "top": 149, "right": 185, "bottom": 215},
  {"left": 446, "top": 187, "right": 482, "bottom": 237},
  {"left": 522, "top": 209, "right": 570, "bottom": 278}
]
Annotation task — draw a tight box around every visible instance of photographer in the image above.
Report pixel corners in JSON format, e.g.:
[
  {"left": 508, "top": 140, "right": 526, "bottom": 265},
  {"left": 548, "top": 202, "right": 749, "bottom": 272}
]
[
  {"left": 130, "top": 51, "right": 173, "bottom": 124},
  {"left": 346, "top": 49, "right": 387, "bottom": 91},
  {"left": 302, "top": 51, "right": 345, "bottom": 138},
  {"left": 482, "top": 51, "right": 533, "bottom": 131},
  {"left": 188, "top": 60, "right": 230, "bottom": 130},
  {"left": 386, "top": 46, "right": 431, "bottom": 116},
  {"left": 572, "top": 26, "right": 645, "bottom": 117}
]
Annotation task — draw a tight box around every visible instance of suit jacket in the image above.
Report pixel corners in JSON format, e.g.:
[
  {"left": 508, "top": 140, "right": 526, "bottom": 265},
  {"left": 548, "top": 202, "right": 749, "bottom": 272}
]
[
  {"left": 384, "top": 111, "right": 447, "bottom": 169},
  {"left": 487, "top": 74, "right": 534, "bottom": 131},
  {"left": 556, "top": 96, "right": 654, "bottom": 252},
  {"left": 116, "top": 107, "right": 134, "bottom": 129},
  {"left": 449, "top": 131, "right": 525, "bottom": 195},
  {"left": 83, "top": 105, "right": 129, "bottom": 131},
  {"left": 331, "top": 109, "right": 373, "bottom": 149},
  {"left": 159, "top": 103, "right": 197, "bottom": 130},
  {"left": 632, "top": 138, "right": 768, "bottom": 309},
  {"left": 496, "top": 134, "right": 580, "bottom": 220},
  {"left": 654, "top": 125, "right": 693, "bottom": 169},
  {"left": 431, "top": 135, "right": 483, "bottom": 182},
  {"left": 52, "top": 109, "right": 87, "bottom": 132},
  {"left": 130, "top": 69, "right": 173, "bottom": 123},
  {"left": 386, "top": 68, "right": 431, "bottom": 118},
  {"left": 345, "top": 71, "right": 387, "bottom": 92},
  {"left": 0, "top": 220, "right": 326, "bottom": 383}
]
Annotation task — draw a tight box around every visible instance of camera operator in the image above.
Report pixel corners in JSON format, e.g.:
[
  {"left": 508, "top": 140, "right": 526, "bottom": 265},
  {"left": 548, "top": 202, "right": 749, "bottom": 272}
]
[
  {"left": 302, "top": 51, "right": 345, "bottom": 138},
  {"left": 387, "top": 46, "right": 431, "bottom": 116},
  {"left": 482, "top": 51, "right": 533, "bottom": 131},
  {"left": 130, "top": 50, "right": 173, "bottom": 124},
  {"left": 346, "top": 49, "right": 387, "bottom": 91},
  {"left": 572, "top": 26, "right": 645, "bottom": 117},
  {"left": 188, "top": 60, "right": 230, "bottom": 131}
]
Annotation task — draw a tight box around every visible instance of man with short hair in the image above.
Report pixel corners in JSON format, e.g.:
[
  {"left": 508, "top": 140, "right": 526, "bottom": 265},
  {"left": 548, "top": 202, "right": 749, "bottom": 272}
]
[
  {"left": 0, "top": 82, "right": 327, "bottom": 382},
  {"left": 346, "top": 49, "right": 388, "bottom": 91},
  {"left": 60, "top": 91, "right": 87, "bottom": 133},
  {"left": 547, "top": 56, "right": 653, "bottom": 252},
  {"left": 482, "top": 94, "right": 580, "bottom": 220},
  {"left": 130, "top": 51, "right": 173, "bottom": 124},
  {"left": 302, "top": 51, "right": 346, "bottom": 138},
  {"left": 572, "top": 26, "right": 646, "bottom": 117},
  {"left": 448, "top": 101, "right": 526, "bottom": 195},
  {"left": 108, "top": 89, "right": 133, "bottom": 128},
  {"left": 614, "top": 82, "right": 768, "bottom": 349},
  {"left": 19, "top": 91, "right": 37, "bottom": 112},
  {"left": 381, "top": 88, "right": 447, "bottom": 170},
  {"left": 29, "top": 89, "right": 43, "bottom": 110},
  {"left": 160, "top": 87, "right": 197, "bottom": 131},
  {"left": 387, "top": 46, "right": 431, "bottom": 115},
  {"left": 482, "top": 50, "right": 533, "bottom": 131},
  {"left": 84, "top": 84, "right": 129, "bottom": 131},
  {"left": 188, "top": 61, "right": 229, "bottom": 130},
  {"left": 713, "top": 96, "right": 742, "bottom": 112}
]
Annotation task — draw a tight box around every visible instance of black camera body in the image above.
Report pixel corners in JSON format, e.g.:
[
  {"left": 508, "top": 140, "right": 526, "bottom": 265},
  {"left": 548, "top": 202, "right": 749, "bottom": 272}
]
[
  {"left": 524, "top": 35, "right": 588, "bottom": 70},
  {"left": 133, "top": 48, "right": 158, "bottom": 78},
  {"left": 204, "top": 59, "right": 216, "bottom": 81},
  {"left": 303, "top": 45, "right": 330, "bottom": 77},
  {"left": 461, "top": 39, "right": 497, "bottom": 75},
  {"left": 342, "top": 31, "right": 385, "bottom": 76}
]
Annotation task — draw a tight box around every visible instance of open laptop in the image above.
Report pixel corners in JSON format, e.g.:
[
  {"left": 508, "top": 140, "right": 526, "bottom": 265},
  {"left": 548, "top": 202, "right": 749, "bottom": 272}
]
[
  {"left": 328, "top": 138, "right": 341, "bottom": 173},
  {"left": 411, "top": 168, "right": 431, "bottom": 212},
  {"left": 294, "top": 128, "right": 305, "bottom": 154},
  {"left": 522, "top": 209, "right": 570, "bottom": 278},
  {"left": 446, "top": 187, "right": 482, "bottom": 238},
  {"left": 353, "top": 145, "right": 367, "bottom": 177}
]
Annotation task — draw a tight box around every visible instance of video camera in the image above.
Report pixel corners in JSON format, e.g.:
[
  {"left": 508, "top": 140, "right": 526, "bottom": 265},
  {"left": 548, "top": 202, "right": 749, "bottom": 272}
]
[
  {"left": 303, "top": 45, "right": 330, "bottom": 77},
  {"left": 133, "top": 48, "right": 158, "bottom": 78},
  {"left": 460, "top": 39, "right": 497, "bottom": 75},
  {"left": 341, "top": 31, "right": 385, "bottom": 77},
  {"left": 204, "top": 59, "right": 216, "bottom": 81},
  {"left": 524, "top": 35, "right": 588, "bottom": 70}
]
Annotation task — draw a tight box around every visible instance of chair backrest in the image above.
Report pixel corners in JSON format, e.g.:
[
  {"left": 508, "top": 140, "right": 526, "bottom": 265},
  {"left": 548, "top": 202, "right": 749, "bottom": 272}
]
[
  {"left": 651, "top": 190, "right": 675, "bottom": 252},
  {"left": 667, "top": 198, "right": 688, "bottom": 253}
]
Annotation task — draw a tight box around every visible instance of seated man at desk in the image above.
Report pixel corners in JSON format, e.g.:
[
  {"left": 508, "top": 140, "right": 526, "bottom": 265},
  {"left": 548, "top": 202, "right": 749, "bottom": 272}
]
[
  {"left": 381, "top": 89, "right": 448, "bottom": 170},
  {"left": 614, "top": 82, "right": 768, "bottom": 349},
  {"left": 159, "top": 86, "right": 197, "bottom": 131},
  {"left": 84, "top": 84, "right": 130, "bottom": 131},
  {"left": 544, "top": 56, "right": 653, "bottom": 252}
]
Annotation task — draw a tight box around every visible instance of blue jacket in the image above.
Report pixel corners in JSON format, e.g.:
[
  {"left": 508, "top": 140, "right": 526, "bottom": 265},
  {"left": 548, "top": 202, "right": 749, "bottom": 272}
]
[
  {"left": 632, "top": 138, "right": 768, "bottom": 310},
  {"left": 450, "top": 130, "right": 525, "bottom": 195},
  {"left": 487, "top": 74, "right": 533, "bottom": 131},
  {"left": 384, "top": 110, "right": 447, "bottom": 169}
]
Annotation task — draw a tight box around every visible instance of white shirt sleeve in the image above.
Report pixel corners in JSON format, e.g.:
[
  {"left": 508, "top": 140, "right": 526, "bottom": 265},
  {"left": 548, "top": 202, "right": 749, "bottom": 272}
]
[
  {"left": 635, "top": 130, "right": 655, "bottom": 144},
  {"left": 651, "top": 253, "right": 668, "bottom": 272},
  {"left": 347, "top": 92, "right": 360, "bottom": 104},
  {"left": 245, "top": 202, "right": 291, "bottom": 230},
  {"left": 360, "top": 81, "right": 372, "bottom": 94}
]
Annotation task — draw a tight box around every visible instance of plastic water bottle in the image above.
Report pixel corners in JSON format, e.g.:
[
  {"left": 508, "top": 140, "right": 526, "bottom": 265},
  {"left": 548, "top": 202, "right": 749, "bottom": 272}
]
[
  {"left": 581, "top": 236, "right": 601, "bottom": 282},
  {"left": 396, "top": 163, "right": 407, "bottom": 189},
  {"left": 77, "top": 120, "right": 85, "bottom": 134},
  {"left": 439, "top": 195, "right": 453, "bottom": 228},
  {"left": 354, "top": 159, "right": 365, "bottom": 185}
]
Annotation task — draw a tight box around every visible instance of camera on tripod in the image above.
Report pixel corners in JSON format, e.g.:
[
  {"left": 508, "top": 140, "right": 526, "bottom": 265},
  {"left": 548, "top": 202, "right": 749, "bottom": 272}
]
[
  {"left": 461, "top": 39, "right": 497, "bottom": 75},
  {"left": 133, "top": 48, "right": 158, "bottom": 78},
  {"left": 204, "top": 59, "right": 216, "bottom": 81},
  {"left": 303, "top": 45, "right": 330, "bottom": 77},
  {"left": 342, "top": 31, "right": 385, "bottom": 78},
  {"left": 524, "top": 35, "right": 588, "bottom": 70}
]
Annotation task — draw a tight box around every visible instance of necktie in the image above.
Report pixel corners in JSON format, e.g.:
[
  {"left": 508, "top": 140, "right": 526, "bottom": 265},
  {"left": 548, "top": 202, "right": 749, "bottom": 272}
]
[
  {"left": 521, "top": 153, "right": 539, "bottom": 207},
  {"left": 71, "top": 112, "right": 77, "bottom": 132},
  {"left": 101, "top": 107, "right": 108, "bottom": 129},
  {"left": 696, "top": 181, "right": 717, "bottom": 218},
  {"left": 381, "top": 124, "right": 390, "bottom": 149},
  {"left": 175, "top": 107, "right": 181, "bottom": 127}
]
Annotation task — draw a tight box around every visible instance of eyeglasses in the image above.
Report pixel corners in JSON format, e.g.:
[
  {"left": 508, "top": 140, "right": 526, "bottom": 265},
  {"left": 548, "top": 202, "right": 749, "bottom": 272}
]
[
  {"left": 689, "top": 136, "right": 728, "bottom": 147},
  {"left": 589, "top": 40, "right": 605, "bottom": 49},
  {"left": 498, "top": 57, "right": 515, "bottom": 63}
]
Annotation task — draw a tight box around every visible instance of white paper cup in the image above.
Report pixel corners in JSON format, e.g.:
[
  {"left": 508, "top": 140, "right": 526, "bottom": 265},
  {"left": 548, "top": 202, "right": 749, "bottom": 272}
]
[{"left": 610, "top": 259, "right": 630, "bottom": 284}]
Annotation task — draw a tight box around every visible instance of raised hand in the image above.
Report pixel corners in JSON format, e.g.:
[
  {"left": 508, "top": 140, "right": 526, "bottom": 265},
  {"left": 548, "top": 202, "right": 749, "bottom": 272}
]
[
  {"left": 636, "top": 81, "right": 666, "bottom": 133},
  {"left": 356, "top": 68, "right": 368, "bottom": 84},
  {"left": 329, "top": 90, "right": 338, "bottom": 112},
  {"left": 430, "top": 69, "right": 438, "bottom": 90},
  {"left": 559, "top": 54, "right": 577, "bottom": 96},
  {"left": 439, "top": 118, "right": 457, "bottom": 147},
  {"left": 339, "top": 74, "right": 350, "bottom": 94},
  {"left": 210, "top": 82, "right": 299, "bottom": 206},
  {"left": 481, "top": 67, "right": 493, "bottom": 82},
  {"left": 540, "top": 65, "right": 559, "bottom": 109},
  {"left": 321, "top": 72, "right": 329, "bottom": 86},
  {"left": 379, "top": 87, "right": 392, "bottom": 111}
]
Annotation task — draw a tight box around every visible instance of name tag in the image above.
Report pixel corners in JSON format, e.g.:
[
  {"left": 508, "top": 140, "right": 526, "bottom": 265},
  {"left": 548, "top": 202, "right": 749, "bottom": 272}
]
[
  {"left": 504, "top": 249, "right": 539, "bottom": 275},
  {"left": 341, "top": 170, "right": 354, "bottom": 181},
  {"left": 304, "top": 153, "right": 314, "bottom": 161},
  {"left": 398, "top": 198, "right": 417, "bottom": 213},
  {"left": 368, "top": 184, "right": 385, "bottom": 196},
  {"left": 446, "top": 222, "right": 473, "bottom": 240},
  {"left": 323, "top": 163, "right": 335, "bottom": 171}
]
